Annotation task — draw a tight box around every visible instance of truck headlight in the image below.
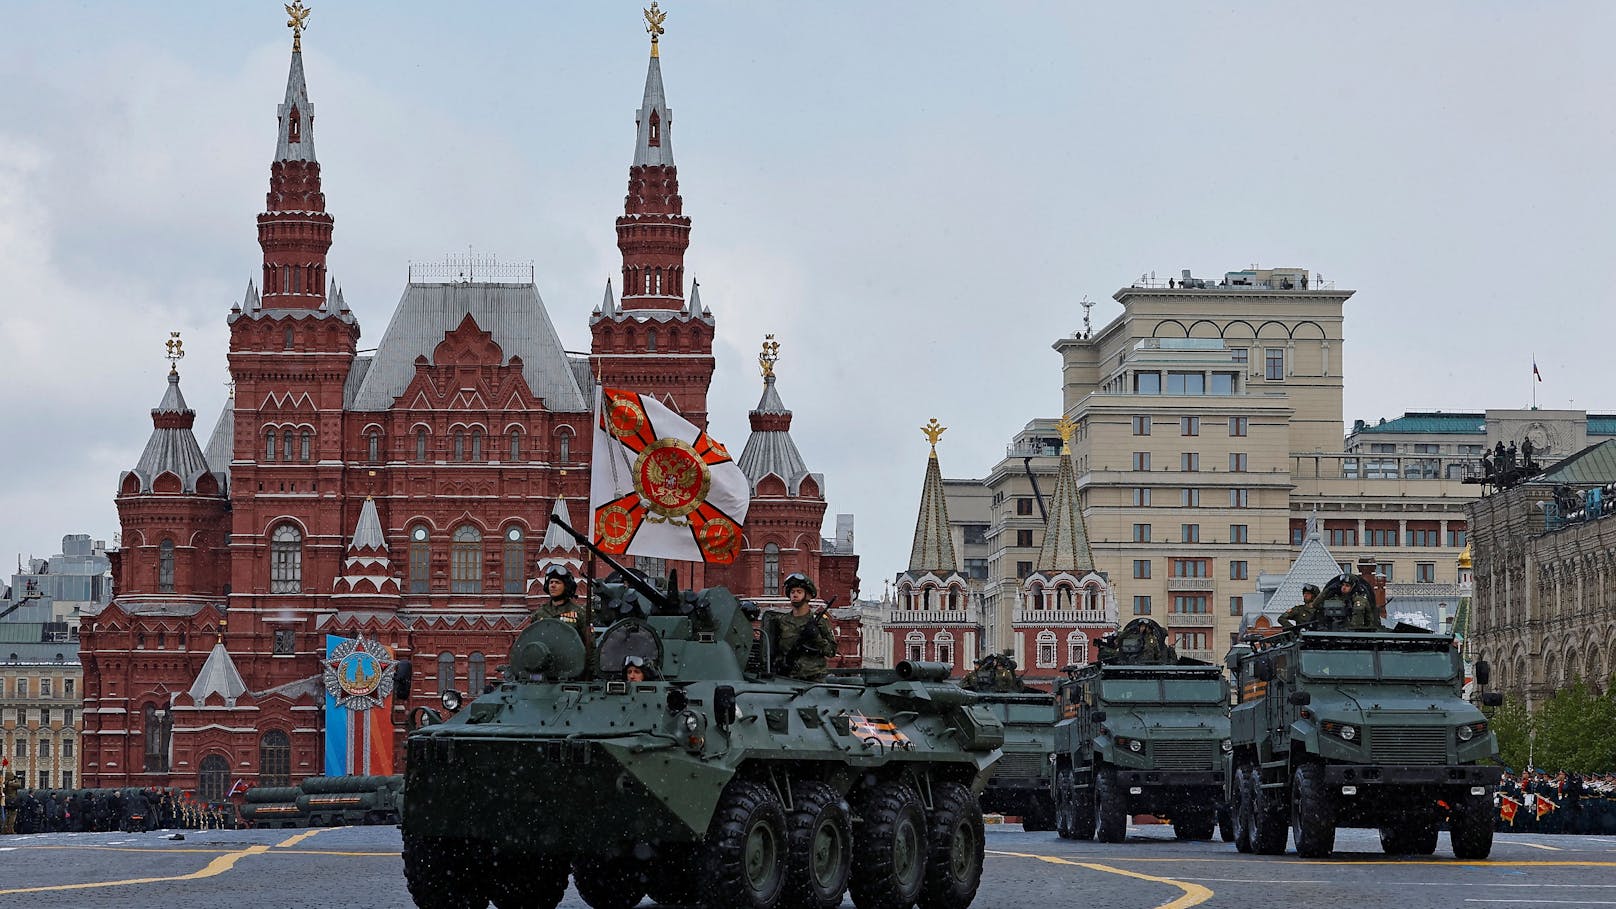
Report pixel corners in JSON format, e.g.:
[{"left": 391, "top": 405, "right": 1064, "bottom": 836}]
[
  {"left": 1457, "top": 721, "right": 1487, "bottom": 742},
  {"left": 1129, "top": 739, "right": 1143, "bottom": 753},
  {"left": 1339, "top": 725, "right": 1356, "bottom": 742},
  {"left": 440, "top": 690, "right": 463, "bottom": 712},
  {"left": 1321, "top": 721, "right": 1358, "bottom": 743},
  {"left": 1221, "top": 739, "right": 1233, "bottom": 753}
]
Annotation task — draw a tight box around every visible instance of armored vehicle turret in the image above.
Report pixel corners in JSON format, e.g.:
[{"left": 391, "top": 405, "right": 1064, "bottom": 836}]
[
  {"left": 1226, "top": 579, "right": 1505, "bottom": 859},
  {"left": 1050, "top": 619, "right": 1233, "bottom": 843},
  {"left": 403, "top": 534, "right": 1004, "bottom": 909},
  {"left": 961, "top": 653, "right": 1057, "bottom": 831}
]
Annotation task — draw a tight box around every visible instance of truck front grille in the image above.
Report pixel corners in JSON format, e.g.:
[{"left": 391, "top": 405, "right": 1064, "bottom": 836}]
[
  {"left": 993, "top": 752, "right": 1048, "bottom": 780},
  {"left": 1369, "top": 726, "right": 1449, "bottom": 765},
  {"left": 1152, "top": 741, "right": 1215, "bottom": 771}
]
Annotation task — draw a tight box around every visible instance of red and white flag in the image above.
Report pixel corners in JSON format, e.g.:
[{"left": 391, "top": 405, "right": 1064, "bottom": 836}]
[
  {"left": 590, "top": 387, "right": 749, "bottom": 564},
  {"left": 1533, "top": 360, "right": 1542, "bottom": 383}
]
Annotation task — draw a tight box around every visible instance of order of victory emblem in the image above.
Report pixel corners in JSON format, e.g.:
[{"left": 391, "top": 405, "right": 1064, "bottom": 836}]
[{"left": 322, "top": 638, "right": 397, "bottom": 712}]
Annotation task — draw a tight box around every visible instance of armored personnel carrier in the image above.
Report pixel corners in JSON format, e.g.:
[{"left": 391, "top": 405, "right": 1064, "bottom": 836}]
[
  {"left": 402, "top": 535, "right": 1004, "bottom": 909},
  {"left": 1050, "top": 619, "right": 1233, "bottom": 843},
  {"left": 1226, "top": 573, "right": 1505, "bottom": 859},
  {"left": 960, "top": 653, "right": 1056, "bottom": 830}
]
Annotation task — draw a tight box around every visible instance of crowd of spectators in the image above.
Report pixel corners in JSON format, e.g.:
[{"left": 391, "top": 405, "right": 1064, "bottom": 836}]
[{"left": 1497, "top": 770, "right": 1616, "bottom": 835}]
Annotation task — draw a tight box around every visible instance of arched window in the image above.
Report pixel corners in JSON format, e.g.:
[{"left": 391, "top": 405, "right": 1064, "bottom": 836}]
[
  {"left": 947, "top": 586, "right": 959, "bottom": 610},
  {"left": 158, "top": 539, "right": 175, "bottom": 593},
  {"left": 454, "top": 430, "right": 466, "bottom": 461},
  {"left": 300, "top": 430, "right": 312, "bottom": 462},
  {"left": 503, "top": 526, "right": 525, "bottom": 594},
  {"left": 1037, "top": 631, "right": 1058, "bottom": 669},
  {"left": 451, "top": 525, "right": 483, "bottom": 594},
  {"left": 509, "top": 429, "right": 522, "bottom": 462},
  {"left": 1028, "top": 582, "right": 1045, "bottom": 611},
  {"left": 265, "top": 429, "right": 278, "bottom": 461},
  {"left": 283, "top": 327, "right": 294, "bottom": 350},
  {"left": 258, "top": 730, "right": 290, "bottom": 787},
  {"left": 142, "top": 703, "right": 171, "bottom": 772},
  {"left": 415, "top": 428, "right": 428, "bottom": 462},
  {"left": 470, "top": 428, "right": 483, "bottom": 461},
  {"left": 367, "top": 430, "right": 382, "bottom": 463},
  {"left": 934, "top": 630, "right": 955, "bottom": 666},
  {"left": 437, "top": 651, "right": 455, "bottom": 693},
  {"left": 269, "top": 524, "right": 303, "bottom": 593},
  {"left": 648, "top": 109, "right": 660, "bottom": 146},
  {"left": 283, "top": 430, "right": 295, "bottom": 461},
  {"left": 1068, "top": 632, "right": 1089, "bottom": 667},
  {"left": 647, "top": 328, "right": 658, "bottom": 352},
  {"left": 763, "top": 543, "right": 781, "bottom": 596},
  {"left": 469, "top": 652, "right": 486, "bottom": 693},
  {"left": 559, "top": 430, "right": 572, "bottom": 465},
  {"left": 408, "top": 526, "right": 430, "bottom": 594},
  {"left": 198, "top": 754, "right": 230, "bottom": 802},
  {"left": 905, "top": 631, "right": 926, "bottom": 663}
]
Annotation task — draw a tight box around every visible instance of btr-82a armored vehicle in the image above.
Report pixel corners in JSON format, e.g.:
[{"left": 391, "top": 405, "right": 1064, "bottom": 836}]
[
  {"left": 1050, "top": 619, "right": 1233, "bottom": 843},
  {"left": 403, "top": 535, "right": 1005, "bottom": 909},
  {"left": 1226, "top": 573, "right": 1504, "bottom": 859},
  {"left": 959, "top": 653, "right": 1056, "bottom": 830}
]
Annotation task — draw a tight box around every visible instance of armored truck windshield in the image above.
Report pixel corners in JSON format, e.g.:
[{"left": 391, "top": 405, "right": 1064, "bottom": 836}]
[
  {"left": 1100, "top": 674, "right": 1225, "bottom": 704},
  {"left": 1296, "top": 635, "right": 1460, "bottom": 683}
]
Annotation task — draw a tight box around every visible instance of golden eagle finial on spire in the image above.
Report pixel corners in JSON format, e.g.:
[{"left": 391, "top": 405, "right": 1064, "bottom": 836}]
[
  {"left": 644, "top": 2, "right": 667, "bottom": 57},
  {"left": 759, "top": 334, "right": 780, "bottom": 380},
  {"left": 922, "top": 418, "right": 947, "bottom": 457},
  {"left": 1056, "top": 416, "right": 1078, "bottom": 454},
  {"left": 286, "top": 1, "right": 312, "bottom": 53}
]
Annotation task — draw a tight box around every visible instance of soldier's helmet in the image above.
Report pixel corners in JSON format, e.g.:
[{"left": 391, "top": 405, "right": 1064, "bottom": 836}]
[
  {"left": 541, "top": 563, "right": 576, "bottom": 599},
  {"left": 1302, "top": 583, "right": 1321, "bottom": 598},
  {"left": 783, "top": 572, "right": 818, "bottom": 598}
]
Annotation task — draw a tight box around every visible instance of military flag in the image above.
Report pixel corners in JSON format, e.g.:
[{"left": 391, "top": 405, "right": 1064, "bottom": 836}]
[
  {"left": 589, "top": 386, "right": 749, "bottom": 564},
  {"left": 1535, "top": 794, "right": 1558, "bottom": 821},
  {"left": 1499, "top": 793, "right": 1520, "bottom": 825},
  {"left": 323, "top": 636, "right": 398, "bottom": 775}
]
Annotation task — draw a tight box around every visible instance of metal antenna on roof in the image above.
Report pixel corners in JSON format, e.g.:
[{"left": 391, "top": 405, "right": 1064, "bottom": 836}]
[{"left": 1079, "top": 297, "right": 1094, "bottom": 338}]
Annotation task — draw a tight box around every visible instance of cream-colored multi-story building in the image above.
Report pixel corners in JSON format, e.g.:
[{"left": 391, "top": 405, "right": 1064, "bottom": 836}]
[{"left": 1, "top": 631, "right": 83, "bottom": 789}]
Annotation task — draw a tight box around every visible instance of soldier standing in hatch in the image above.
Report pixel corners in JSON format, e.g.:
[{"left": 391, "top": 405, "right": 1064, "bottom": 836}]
[
  {"left": 1279, "top": 583, "right": 1322, "bottom": 632},
  {"left": 531, "top": 564, "right": 581, "bottom": 625},
  {"left": 765, "top": 573, "right": 834, "bottom": 683}
]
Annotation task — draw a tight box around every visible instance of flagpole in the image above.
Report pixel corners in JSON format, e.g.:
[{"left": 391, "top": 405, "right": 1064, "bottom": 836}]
[{"left": 1531, "top": 354, "right": 1537, "bottom": 409}]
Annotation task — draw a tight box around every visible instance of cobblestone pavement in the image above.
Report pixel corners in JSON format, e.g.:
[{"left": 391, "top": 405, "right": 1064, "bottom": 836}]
[{"left": 2, "top": 822, "right": 1614, "bottom": 908}]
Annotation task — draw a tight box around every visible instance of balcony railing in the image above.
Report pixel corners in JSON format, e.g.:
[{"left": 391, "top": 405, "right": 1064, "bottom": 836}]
[
  {"left": 886, "top": 608, "right": 983, "bottom": 626},
  {"left": 1166, "top": 578, "right": 1215, "bottom": 592},
  {"left": 1165, "top": 613, "right": 1216, "bottom": 627},
  {"left": 1013, "top": 608, "right": 1111, "bottom": 625}
]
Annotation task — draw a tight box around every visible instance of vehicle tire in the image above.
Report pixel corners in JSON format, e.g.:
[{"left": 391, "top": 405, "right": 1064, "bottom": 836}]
[
  {"left": 701, "top": 779, "right": 789, "bottom": 909},
  {"left": 1172, "top": 811, "right": 1216, "bottom": 841},
  {"left": 1021, "top": 793, "right": 1056, "bottom": 833},
  {"left": 1250, "top": 767, "right": 1289, "bottom": 856},
  {"left": 1070, "top": 783, "right": 1096, "bottom": 841},
  {"left": 849, "top": 781, "right": 928, "bottom": 909},
  {"left": 490, "top": 852, "right": 569, "bottom": 909},
  {"left": 1290, "top": 764, "right": 1336, "bottom": 859},
  {"left": 1378, "top": 825, "right": 1410, "bottom": 854},
  {"left": 918, "top": 782, "right": 984, "bottom": 909},
  {"left": 1450, "top": 788, "right": 1496, "bottom": 860},
  {"left": 404, "top": 835, "right": 491, "bottom": 909},
  {"left": 1095, "top": 767, "right": 1128, "bottom": 844},
  {"left": 572, "top": 855, "right": 647, "bottom": 909},
  {"left": 1233, "top": 769, "right": 1254, "bottom": 854},
  {"left": 1216, "top": 804, "right": 1235, "bottom": 843},
  {"left": 1054, "top": 788, "right": 1074, "bottom": 840},
  {"left": 1409, "top": 820, "right": 1439, "bottom": 856},
  {"left": 782, "top": 781, "right": 853, "bottom": 909},
  {"left": 645, "top": 846, "right": 701, "bottom": 907}
]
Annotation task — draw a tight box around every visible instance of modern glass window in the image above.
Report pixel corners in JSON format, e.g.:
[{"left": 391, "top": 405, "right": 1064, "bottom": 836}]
[
  {"left": 1367, "top": 527, "right": 1397, "bottom": 546},
  {"left": 1292, "top": 525, "right": 1307, "bottom": 545},
  {"left": 1132, "top": 595, "right": 1151, "bottom": 615},
  {"left": 1133, "top": 559, "right": 1151, "bottom": 579},
  {"left": 1172, "top": 595, "right": 1210, "bottom": 614},
  {"left": 1134, "top": 372, "right": 1162, "bottom": 394},
  {"left": 1132, "top": 416, "right": 1152, "bottom": 436},
  {"left": 1181, "top": 452, "right": 1199, "bottom": 472},
  {"left": 1229, "top": 417, "right": 1249, "bottom": 437},
  {"left": 158, "top": 539, "right": 175, "bottom": 593},
  {"left": 1407, "top": 528, "right": 1440, "bottom": 547},
  {"left": 1210, "top": 372, "right": 1236, "bottom": 394},
  {"left": 199, "top": 755, "right": 230, "bottom": 802},
  {"left": 1132, "top": 523, "right": 1151, "bottom": 543},
  {"left": 1181, "top": 488, "right": 1200, "bottom": 507},
  {"left": 1230, "top": 452, "right": 1248, "bottom": 472},
  {"left": 1181, "top": 416, "right": 1200, "bottom": 436},
  {"left": 1133, "top": 488, "right": 1151, "bottom": 507},
  {"left": 763, "top": 543, "right": 780, "bottom": 595},
  {"left": 1229, "top": 595, "right": 1245, "bottom": 617},
  {"left": 1171, "top": 558, "right": 1210, "bottom": 578},
  {"left": 1229, "top": 488, "right": 1249, "bottom": 508},
  {"left": 1230, "top": 560, "right": 1249, "bottom": 580},
  {"left": 1447, "top": 527, "right": 1467, "bottom": 547},
  {"left": 1181, "top": 524, "right": 1200, "bottom": 543},
  {"left": 1230, "top": 524, "right": 1248, "bottom": 543},
  {"left": 269, "top": 524, "right": 303, "bottom": 594},
  {"left": 1377, "top": 562, "right": 1395, "bottom": 582},
  {"left": 503, "top": 527, "right": 525, "bottom": 594},
  {"left": 259, "top": 731, "right": 291, "bottom": 787},
  {"left": 451, "top": 525, "right": 484, "bottom": 594},
  {"left": 437, "top": 651, "right": 455, "bottom": 693},
  {"left": 1229, "top": 348, "right": 1248, "bottom": 364},
  {"left": 1265, "top": 348, "right": 1285, "bottom": 380},
  {"left": 1413, "top": 562, "right": 1436, "bottom": 583},
  {"left": 1132, "top": 452, "right": 1151, "bottom": 471},
  {"left": 1166, "top": 372, "right": 1205, "bottom": 395},
  {"left": 1329, "top": 527, "right": 1358, "bottom": 547},
  {"left": 409, "top": 526, "right": 430, "bottom": 594}
]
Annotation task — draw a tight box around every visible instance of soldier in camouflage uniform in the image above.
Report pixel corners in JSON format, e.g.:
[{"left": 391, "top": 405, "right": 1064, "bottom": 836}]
[
  {"left": 765, "top": 573, "right": 834, "bottom": 682},
  {"left": 1279, "top": 583, "right": 1322, "bottom": 632},
  {"left": 531, "top": 563, "right": 581, "bottom": 625},
  {"left": 1, "top": 771, "right": 20, "bottom": 834}
]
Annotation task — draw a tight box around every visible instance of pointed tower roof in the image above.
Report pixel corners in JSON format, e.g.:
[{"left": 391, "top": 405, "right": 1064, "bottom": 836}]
[
  {"left": 1263, "top": 522, "right": 1344, "bottom": 618},
  {"left": 333, "top": 497, "right": 399, "bottom": 599},
  {"left": 600, "top": 279, "right": 618, "bottom": 317},
  {"left": 736, "top": 336, "right": 817, "bottom": 496},
  {"left": 188, "top": 639, "right": 248, "bottom": 703},
  {"left": 124, "top": 366, "right": 217, "bottom": 495},
  {"left": 906, "top": 419, "right": 959, "bottom": 573},
  {"left": 275, "top": 46, "right": 317, "bottom": 162},
  {"left": 351, "top": 497, "right": 386, "bottom": 550},
  {"left": 541, "top": 497, "right": 581, "bottom": 552},
  {"left": 203, "top": 392, "right": 235, "bottom": 495},
  {"left": 633, "top": 34, "right": 673, "bottom": 165},
  {"left": 689, "top": 279, "right": 706, "bottom": 318},
  {"left": 1034, "top": 421, "right": 1095, "bottom": 573}
]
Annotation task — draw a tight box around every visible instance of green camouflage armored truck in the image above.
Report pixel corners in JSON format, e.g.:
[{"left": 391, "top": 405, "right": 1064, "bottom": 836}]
[
  {"left": 1226, "top": 574, "right": 1504, "bottom": 859},
  {"left": 1050, "top": 619, "right": 1233, "bottom": 843},
  {"left": 961, "top": 654, "right": 1057, "bottom": 830},
  {"left": 403, "top": 567, "right": 1004, "bottom": 909}
]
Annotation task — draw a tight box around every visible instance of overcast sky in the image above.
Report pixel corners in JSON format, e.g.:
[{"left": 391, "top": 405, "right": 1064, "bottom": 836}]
[{"left": 1, "top": 2, "right": 1611, "bottom": 591}]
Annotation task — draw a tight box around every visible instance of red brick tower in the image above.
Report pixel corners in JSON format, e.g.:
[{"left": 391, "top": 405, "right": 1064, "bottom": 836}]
[{"left": 590, "top": 21, "right": 716, "bottom": 428}]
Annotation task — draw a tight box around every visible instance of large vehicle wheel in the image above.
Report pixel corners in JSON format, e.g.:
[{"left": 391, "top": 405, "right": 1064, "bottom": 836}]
[
  {"left": 1054, "top": 789, "right": 1074, "bottom": 840},
  {"left": 1094, "top": 767, "right": 1128, "bottom": 844},
  {"left": 1409, "top": 819, "right": 1439, "bottom": 855},
  {"left": 1290, "top": 764, "right": 1336, "bottom": 859},
  {"left": 782, "top": 781, "right": 853, "bottom": 909},
  {"left": 1233, "top": 770, "right": 1254, "bottom": 854},
  {"left": 1450, "top": 788, "right": 1496, "bottom": 860},
  {"left": 849, "top": 781, "right": 928, "bottom": 909},
  {"left": 919, "top": 783, "right": 985, "bottom": 909},
  {"left": 1250, "top": 768, "right": 1289, "bottom": 855},
  {"left": 572, "top": 856, "right": 647, "bottom": 909},
  {"left": 1172, "top": 811, "right": 1216, "bottom": 841},
  {"left": 1021, "top": 793, "right": 1056, "bottom": 833},
  {"left": 1216, "top": 804, "right": 1235, "bottom": 843},
  {"left": 1070, "top": 784, "right": 1096, "bottom": 841},
  {"left": 491, "top": 853, "right": 570, "bottom": 909},
  {"left": 404, "top": 835, "right": 491, "bottom": 909},
  {"left": 702, "top": 779, "right": 789, "bottom": 909},
  {"left": 646, "top": 846, "right": 700, "bottom": 907}
]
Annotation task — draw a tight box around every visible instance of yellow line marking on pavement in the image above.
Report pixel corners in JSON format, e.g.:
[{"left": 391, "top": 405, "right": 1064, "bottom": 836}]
[
  {"left": 0, "top": 828, "right": 331, "bottom": 895},
  {"left": 990, "top": 850, "right": 1213, "bottom": 909},
  {"left": 272, "top": 849, "right": 399, "bottom": 857}
]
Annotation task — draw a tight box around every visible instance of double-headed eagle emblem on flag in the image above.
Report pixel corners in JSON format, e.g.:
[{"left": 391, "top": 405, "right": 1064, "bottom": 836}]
[{"left": 591, "top": 388, "right": 749, "bottom": 564}]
